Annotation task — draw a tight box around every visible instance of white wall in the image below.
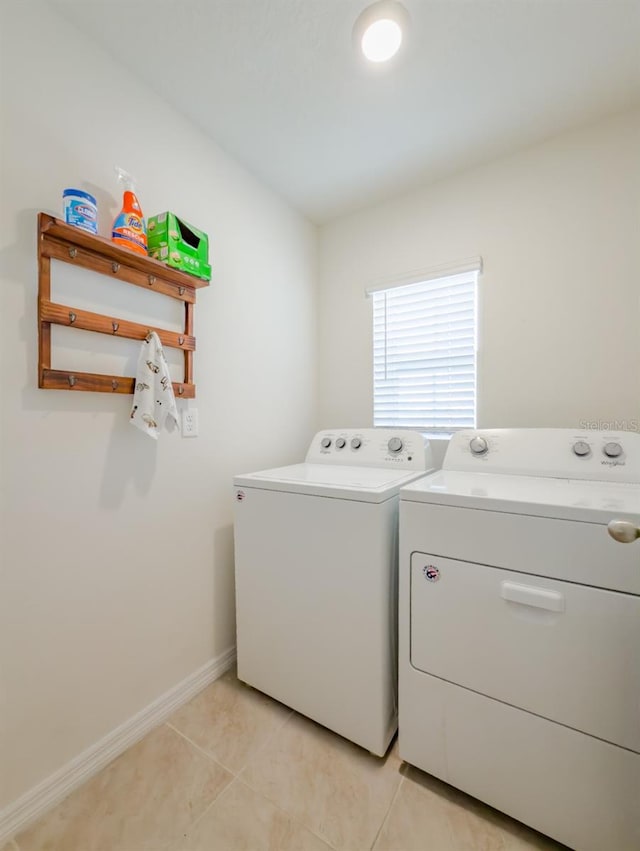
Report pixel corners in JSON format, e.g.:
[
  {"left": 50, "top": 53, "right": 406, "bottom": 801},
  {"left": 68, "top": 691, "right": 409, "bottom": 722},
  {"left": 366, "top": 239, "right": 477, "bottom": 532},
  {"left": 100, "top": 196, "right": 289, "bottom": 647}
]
[
  {"left": 318, "top": 109, "right": 640, "bottom": 432},
  {"left": 2, "top": 0, "right": 638, "bottom": 821},
  {"left": 0, "top": 1, "right": 317, "bottom": 810}
]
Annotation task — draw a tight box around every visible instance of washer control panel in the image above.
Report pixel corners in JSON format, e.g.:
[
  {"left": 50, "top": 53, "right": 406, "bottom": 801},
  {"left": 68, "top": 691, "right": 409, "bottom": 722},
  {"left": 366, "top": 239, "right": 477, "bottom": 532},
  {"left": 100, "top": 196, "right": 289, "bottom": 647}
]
[
  {"left": 306, "top": 429, "right": 433, "bottom": 471},
  {"left": 469, "top": 436, "right": 488, "bottom": 455},
  {"left": 388, "top": 437, "right": 403, "bottom": 454},
  {"left": 571, "top": 439, "right": 627, "bottom": 461},
  {"left": 604, "top": 442, "right": 623, "bottom": 458},
  {"left": 572, "top": 440, "right": 591, "bottom": 457},
  {"left": 443, "top": 428, "right": 640, "bottom": 483}
]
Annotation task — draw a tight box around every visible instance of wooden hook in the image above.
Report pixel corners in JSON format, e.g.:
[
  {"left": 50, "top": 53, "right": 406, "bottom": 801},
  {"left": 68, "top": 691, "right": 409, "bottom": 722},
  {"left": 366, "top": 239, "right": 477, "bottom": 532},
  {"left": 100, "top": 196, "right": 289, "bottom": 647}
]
[
  {"left": 69, "top": 312, "right": 76, "bottom": 324},
  {"left": 178, "top": 336, "right": 184, "bottom": 346},
  {"left": 112, "top": 322, "right": 119, "bottom": 333},
  {"left": 111, "top": 379, "right": 119, "bottom": 390},
  {"left": 111, "top": 262, "right": 120, "bottom": 273},
  {"left": 69, "top": 247, "right": 77, "bottom": 259},
  {"left": 148, "top": 275, "right": 156, "bottom": 286},
  {"left": 178, "top": 286, "right": 185, "bottom": 296},
  {"left": 68, "top": 374, "right": 76, "bottom": 387},
  {"left": 178, "top": 386, "right": 184, "bottom": 396}
]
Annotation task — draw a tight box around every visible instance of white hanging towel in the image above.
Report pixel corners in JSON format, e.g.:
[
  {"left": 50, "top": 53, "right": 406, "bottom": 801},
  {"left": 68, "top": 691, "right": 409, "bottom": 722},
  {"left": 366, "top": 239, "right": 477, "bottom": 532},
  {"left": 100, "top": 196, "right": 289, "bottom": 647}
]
[{"left": 130, "top": 331, "right": 179, "bottom": 439}]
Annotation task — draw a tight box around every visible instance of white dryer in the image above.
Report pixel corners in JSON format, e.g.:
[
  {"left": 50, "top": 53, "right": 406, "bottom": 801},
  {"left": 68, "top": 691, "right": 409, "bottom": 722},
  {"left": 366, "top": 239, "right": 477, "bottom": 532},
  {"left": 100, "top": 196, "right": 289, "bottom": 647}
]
[
  {"left": 399, "top": 428, "right": 640, "bottom": 850},
  {"left": 234, "top": 428, "right": 434, "bottom": 756}
]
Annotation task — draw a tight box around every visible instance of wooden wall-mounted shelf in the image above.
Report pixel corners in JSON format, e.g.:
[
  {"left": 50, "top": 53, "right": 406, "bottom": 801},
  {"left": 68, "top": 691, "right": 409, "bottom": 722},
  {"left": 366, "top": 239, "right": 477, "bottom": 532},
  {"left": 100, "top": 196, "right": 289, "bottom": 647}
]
[{"left": 37, "top": 212, "right": 209, "bottom": 398}]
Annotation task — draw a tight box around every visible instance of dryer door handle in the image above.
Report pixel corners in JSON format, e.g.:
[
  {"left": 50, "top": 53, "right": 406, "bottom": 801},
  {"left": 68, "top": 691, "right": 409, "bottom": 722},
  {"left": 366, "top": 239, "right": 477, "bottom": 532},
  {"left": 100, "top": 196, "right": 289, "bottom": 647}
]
[
  {"left": 608, "top": 520, "right": 640, "bottom": 544},
  {"left": 500, "top": 581, "right": 564, "bottom": 612}
]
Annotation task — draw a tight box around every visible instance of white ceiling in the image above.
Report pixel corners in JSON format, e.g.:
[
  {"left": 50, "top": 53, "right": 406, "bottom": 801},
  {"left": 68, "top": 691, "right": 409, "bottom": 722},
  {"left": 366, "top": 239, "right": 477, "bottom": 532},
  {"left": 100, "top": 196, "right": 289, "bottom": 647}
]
[{"left": 50, "top": 0, "right": 640, "bottom": 223}]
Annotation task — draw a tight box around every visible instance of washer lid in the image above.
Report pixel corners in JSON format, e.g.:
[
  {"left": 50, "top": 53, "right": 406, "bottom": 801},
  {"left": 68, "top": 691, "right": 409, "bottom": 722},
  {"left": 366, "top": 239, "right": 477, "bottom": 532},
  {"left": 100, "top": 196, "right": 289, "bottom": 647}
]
[
  {"left": 234, "top": 463, "right": 432, "bottom": 502},
  {"left": 400, "top": 470, "right": 640, "bottom": 523}
]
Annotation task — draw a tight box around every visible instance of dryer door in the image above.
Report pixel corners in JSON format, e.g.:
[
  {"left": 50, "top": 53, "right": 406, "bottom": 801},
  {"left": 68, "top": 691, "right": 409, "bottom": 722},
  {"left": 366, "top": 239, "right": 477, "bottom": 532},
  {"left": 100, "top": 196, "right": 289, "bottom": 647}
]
[{"left": 410, "top": 552, "right": 640, "bottom": 753}]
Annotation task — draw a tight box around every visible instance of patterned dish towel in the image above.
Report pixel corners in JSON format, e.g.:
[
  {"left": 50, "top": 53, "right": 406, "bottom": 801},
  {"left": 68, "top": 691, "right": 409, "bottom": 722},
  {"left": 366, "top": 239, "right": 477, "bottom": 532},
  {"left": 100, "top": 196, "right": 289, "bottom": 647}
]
[{"left": 130, "top": 331, "right": 179, "bottom": 439}]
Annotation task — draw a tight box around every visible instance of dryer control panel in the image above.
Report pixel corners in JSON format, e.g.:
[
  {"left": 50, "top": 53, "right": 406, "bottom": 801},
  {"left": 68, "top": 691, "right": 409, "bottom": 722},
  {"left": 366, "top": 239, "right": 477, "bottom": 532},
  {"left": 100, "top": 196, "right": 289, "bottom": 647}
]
[
  {"left": 306, "top": 429, "right": 433, "bottom": 471},
  {"left": 444, "top": 428, "right": 640, "bottom": 483}
]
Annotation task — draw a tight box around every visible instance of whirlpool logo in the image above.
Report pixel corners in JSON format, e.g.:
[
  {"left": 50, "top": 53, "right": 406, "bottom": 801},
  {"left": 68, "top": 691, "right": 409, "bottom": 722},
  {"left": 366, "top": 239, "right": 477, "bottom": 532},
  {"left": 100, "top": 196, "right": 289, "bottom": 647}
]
[{"left": 422, "top": 565, "right": 440, "bottom": 582}]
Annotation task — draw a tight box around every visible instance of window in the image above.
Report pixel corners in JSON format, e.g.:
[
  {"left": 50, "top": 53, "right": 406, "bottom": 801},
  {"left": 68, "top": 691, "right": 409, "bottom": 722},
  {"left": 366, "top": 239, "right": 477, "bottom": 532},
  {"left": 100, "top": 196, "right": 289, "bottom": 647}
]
[{"left": 370, "top": 261, "right": 480, "bottom": 434}]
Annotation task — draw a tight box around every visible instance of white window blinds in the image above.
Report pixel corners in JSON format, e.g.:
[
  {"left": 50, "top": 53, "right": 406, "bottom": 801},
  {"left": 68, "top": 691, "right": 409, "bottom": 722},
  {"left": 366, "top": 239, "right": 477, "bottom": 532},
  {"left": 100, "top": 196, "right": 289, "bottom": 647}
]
[{"left": 371, "top": 269, "right": 478, "bottom": 433}]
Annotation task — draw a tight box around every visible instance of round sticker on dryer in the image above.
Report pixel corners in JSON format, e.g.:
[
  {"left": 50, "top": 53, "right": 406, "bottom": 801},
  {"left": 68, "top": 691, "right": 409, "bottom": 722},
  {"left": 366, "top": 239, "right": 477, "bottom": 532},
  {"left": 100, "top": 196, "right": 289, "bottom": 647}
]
[{"left": 423, "top": 565, "right": 440, "bottom": 582}]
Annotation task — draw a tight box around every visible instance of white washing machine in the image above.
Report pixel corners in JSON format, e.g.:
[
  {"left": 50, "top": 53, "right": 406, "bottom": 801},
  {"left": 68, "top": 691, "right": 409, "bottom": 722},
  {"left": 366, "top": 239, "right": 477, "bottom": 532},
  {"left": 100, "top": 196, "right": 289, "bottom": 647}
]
[
  {"left": 234, "top": 428, "right": 435, "bottom": 756},
  {"left": 399, "top": 428, "right": 640, "bottom": 850}
]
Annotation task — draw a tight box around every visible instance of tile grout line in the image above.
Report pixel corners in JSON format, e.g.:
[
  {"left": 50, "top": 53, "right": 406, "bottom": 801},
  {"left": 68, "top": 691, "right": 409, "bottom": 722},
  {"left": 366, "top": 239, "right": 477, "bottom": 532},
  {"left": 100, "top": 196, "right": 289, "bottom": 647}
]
[
  {"left": 240, "top": 767, "right": 341, "bottom": 849},
  {"left": 162, "top": 722, "right": 241, "bottom": 839},
  {"left": 235, "top": 706, "right": 295, "bottom": 781},
  {"left": 235, "top": 709, "right": 341, "bottom": 848},
  {"left": 239, "top": 712, "right": 404, "bottom": 851},
  {"left": 369, "top": 773, "right": 405, "bottom": 851},
  {"left": 238, "top": 777, "right": 312, "bottom": 851},
  {"left": 170, "top": 708, "right": 336, "bottom": 851},
  {"left": 183, "top": 774, "right": 243, "bottom": 837},
  {"left": 168, "top": 694, "right": 294, "bottom": 782},
  {"left": 165, "top": 722, "right": 239, "bottom": 777},
  {"left": 166, "top": 704, "right": 296, "bottom": 841},
  {"left": 234, "top": 776, "right": 339, "bottom": 851}
]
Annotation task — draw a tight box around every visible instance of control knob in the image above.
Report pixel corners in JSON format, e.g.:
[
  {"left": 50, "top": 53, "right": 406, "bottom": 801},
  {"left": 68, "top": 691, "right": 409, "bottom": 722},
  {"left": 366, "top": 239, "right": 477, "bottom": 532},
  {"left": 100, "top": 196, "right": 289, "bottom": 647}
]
[
  {"left": 351, "top": 437, "right": 362, "bottom": 450},
  {"left": 469, "top": 436, "right": 488, "bottom": 455},
  {"left": 321, "top": 437, "right": 332, "bottom": 449},
  {"left": 388, "top": 437, "right": 403, "bottom": 454},
  {"left": 335, "top": 437, "right": 346, "bottom": 449},
  {"left": 572, "top": 441, "right": 590, "bottom": 457},
  {"left": 603, "top": 442, "right": 622, "bottom": 458}
]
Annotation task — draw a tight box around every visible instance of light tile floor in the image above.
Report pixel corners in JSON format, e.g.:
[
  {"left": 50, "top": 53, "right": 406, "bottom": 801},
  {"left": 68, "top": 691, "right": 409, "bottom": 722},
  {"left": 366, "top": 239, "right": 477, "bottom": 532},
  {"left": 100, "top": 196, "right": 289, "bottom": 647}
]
[{"left": 13, "top": 669, "right": 567, "bottom": 851}]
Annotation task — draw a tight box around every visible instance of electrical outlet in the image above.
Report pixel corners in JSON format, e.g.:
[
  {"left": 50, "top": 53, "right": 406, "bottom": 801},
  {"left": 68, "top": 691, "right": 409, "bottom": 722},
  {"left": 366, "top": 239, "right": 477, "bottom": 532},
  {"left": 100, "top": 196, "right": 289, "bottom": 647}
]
[{"left": 182, "top": 408, "right": 199, "bottom": 438}]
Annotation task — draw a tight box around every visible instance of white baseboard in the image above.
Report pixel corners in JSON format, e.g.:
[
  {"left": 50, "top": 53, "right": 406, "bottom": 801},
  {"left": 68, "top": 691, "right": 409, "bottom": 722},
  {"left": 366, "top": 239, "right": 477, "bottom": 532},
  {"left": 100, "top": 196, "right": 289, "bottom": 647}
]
[{"left": 0, "top": 646, "right": 236, "bottom": 844}]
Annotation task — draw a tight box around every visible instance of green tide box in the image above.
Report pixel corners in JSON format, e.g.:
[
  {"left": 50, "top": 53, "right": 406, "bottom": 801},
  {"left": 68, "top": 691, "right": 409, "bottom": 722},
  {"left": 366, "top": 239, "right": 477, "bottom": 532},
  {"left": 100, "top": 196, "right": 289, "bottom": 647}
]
[{"left": 147, "top": 212, "right": 211, "bottom": 281}]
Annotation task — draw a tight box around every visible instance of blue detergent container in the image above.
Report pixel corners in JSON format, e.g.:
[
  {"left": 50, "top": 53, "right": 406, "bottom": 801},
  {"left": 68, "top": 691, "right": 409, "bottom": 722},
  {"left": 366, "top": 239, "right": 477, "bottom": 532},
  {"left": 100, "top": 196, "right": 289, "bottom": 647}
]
[{"left": 63, "top": 188, "right": 98, "bottom": 234}]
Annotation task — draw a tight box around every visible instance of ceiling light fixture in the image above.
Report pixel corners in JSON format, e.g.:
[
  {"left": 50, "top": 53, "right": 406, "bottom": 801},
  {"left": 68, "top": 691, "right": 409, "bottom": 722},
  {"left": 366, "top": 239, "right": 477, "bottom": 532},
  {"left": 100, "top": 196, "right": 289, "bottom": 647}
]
[{"left": 353, "top": 1, "right": 410, "bottom": 64}]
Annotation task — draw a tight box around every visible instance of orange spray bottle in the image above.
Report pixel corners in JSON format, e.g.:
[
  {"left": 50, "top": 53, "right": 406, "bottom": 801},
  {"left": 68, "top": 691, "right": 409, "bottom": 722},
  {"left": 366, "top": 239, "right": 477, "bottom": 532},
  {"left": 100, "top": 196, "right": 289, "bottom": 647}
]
[{"left": 111, "top": 167, "right": 147, "bottom": 255}]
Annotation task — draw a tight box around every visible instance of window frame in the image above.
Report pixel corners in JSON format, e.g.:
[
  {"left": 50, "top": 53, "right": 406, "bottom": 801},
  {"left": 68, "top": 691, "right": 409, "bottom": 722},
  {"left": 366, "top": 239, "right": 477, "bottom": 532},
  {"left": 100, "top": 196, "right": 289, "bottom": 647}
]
[{"left": 367, "top": 259, "right": 481, "bottom": 436}]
